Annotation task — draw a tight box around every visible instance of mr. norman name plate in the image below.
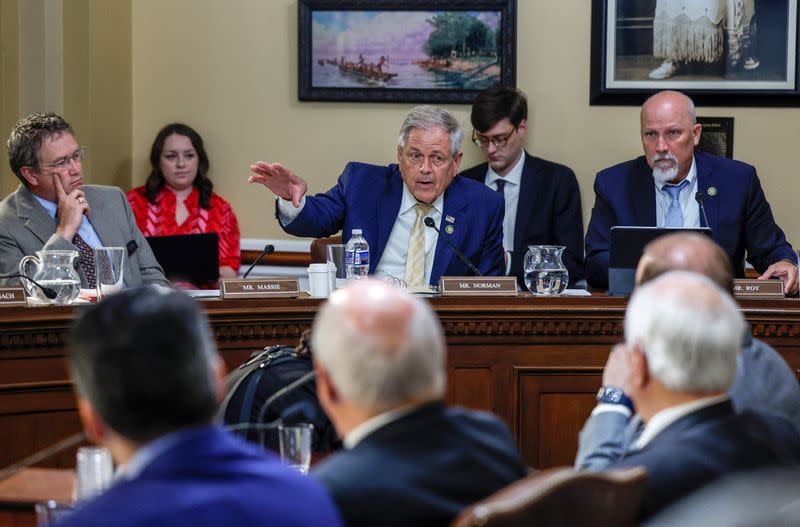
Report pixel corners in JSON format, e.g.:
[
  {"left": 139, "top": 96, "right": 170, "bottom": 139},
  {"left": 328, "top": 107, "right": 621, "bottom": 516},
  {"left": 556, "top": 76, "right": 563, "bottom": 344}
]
[
  {"left": 439, "top": 277, "right": 517, "bottom": 296},
  {"left": 220, "top": 278, "right": 301, "bottom": 299}
]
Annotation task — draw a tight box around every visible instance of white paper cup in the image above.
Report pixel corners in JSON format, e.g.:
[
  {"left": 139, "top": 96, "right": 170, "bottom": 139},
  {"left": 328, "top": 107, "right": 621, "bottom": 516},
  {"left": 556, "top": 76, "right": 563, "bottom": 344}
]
[{"left": 308, "top": 263, "right": 330, "bottom": 298}]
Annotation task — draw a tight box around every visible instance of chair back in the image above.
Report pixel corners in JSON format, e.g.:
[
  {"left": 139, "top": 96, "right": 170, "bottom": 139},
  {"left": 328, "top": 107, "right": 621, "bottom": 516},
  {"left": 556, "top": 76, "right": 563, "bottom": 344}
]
[
  {"left": 310, "top": 235, "right": 343, "bottom": 264},
  {"left": 450, "top": 466, "right": 648, "bottom": 527}
]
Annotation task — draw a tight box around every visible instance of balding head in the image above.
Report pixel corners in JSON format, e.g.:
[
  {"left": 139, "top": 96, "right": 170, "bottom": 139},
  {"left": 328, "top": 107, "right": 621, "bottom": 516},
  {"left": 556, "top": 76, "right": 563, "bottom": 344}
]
[
  {"left": 312, "top": 279, "right": 446, "bottom": 414},
  {"left": 640, "top": 90, "right": 697, "bottom": 126},
  {"left": 626, "top": 271, "right": 743, "bottom": 393},
  {"left": 635, "top": 233, "right": 734, "bottom": 293}
]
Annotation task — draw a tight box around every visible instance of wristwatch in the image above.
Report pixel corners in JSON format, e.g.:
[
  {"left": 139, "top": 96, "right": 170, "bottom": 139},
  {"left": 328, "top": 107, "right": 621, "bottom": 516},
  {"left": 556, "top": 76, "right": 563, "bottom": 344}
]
[{"left": 596, "top": 386, "right": 634, "bottom": 412}]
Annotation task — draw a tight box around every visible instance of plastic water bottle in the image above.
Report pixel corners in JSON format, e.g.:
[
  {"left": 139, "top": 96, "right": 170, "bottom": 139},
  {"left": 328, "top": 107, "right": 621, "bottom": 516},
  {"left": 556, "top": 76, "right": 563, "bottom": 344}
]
[{"left": 345, "top": 229, "right": 369, "bottom": 280}]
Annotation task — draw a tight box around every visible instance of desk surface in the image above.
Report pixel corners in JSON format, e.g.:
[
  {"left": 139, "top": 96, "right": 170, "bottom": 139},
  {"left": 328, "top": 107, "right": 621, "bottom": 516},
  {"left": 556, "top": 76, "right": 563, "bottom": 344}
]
[{"left": 0, "top": 468, "right": 74, "bottom": 507}]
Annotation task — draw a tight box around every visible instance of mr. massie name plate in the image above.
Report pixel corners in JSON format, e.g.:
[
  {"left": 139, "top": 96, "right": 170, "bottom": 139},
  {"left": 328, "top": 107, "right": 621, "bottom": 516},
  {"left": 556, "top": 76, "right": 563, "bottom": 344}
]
[
  {"left": 220, "top": 278, "right": 301, "bottom": 299},
  {"left": 732, "top": 279, "right": 784, "bottom": 300},
  {"left": 0, "top": 287, "right": 27, "bottom": 306},
  {"left": 439, "top": 277, "right": 517, "bottom": 296}
]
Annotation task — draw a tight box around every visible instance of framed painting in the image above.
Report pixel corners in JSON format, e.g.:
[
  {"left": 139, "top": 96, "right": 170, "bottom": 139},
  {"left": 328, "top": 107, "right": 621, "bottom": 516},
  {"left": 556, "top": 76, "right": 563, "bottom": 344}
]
[
  {"left": 590, "top": 0, "right": 800, "bottom": 106},
  {"left": 298, "top": 0, "right": 517, "bottom": 103}
]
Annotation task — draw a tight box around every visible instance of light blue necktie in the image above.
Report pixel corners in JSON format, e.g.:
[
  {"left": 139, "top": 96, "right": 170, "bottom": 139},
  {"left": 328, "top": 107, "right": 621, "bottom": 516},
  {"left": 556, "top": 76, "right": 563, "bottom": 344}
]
[{"left": 662, "top": 179, "right": 690, "bottom": 227}]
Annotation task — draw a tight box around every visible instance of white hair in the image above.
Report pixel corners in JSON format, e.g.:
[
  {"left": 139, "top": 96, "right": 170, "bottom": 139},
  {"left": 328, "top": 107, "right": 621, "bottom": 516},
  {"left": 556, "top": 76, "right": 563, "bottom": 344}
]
[
  {"left": 312, "top": 285, "right": 446, "bottom": 413},
  {"left": 397, "top": 105, "right": 463, "bottom": 157},
  {"left": 625, "top": 271, "right": 743, "bottom": 392}
]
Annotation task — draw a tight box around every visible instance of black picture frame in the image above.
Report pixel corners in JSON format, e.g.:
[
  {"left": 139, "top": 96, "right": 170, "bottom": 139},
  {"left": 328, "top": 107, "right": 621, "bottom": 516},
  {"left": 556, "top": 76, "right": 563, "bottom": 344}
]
[
  {"left": 590, "top": 0, "right": 800, "bottom": 106},
  {"left": 298, "top": 0, "right": 516, "bottom": 103},
  {"left": 696, "top": 117, "right": 734, "bottom": 159}
]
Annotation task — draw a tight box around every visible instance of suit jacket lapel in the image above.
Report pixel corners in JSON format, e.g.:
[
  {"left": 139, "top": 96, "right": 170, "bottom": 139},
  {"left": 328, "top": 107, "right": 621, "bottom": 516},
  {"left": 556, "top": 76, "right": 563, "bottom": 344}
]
[
  {"left": 431, "top": 182, "right": 468, "bottom": 281},
  {"left": 514, "top": 154, "right": 535, "bottom": 254},
  {"left": 15, "top": 185, "right": 58, "bottom": 244},
  {"left": 372, "top": 168, "right": 404, "bottom": 267},
  {"left": 694, "top": 153, "right": 718, "bottom": 230},
  {"left": 631, "top": 158, "right": 657, "bottom": 225},
  {"left": 84, "top": 187, "right": 115, "bottom": 246}
]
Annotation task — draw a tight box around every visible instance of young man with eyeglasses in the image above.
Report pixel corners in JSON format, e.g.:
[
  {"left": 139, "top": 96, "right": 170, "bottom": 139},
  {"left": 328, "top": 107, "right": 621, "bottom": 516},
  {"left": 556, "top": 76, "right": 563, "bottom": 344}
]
[
  {"left": 460, "top": 86, "right": 585, "bottom": 288},
  {"left": 250, "top": 105, "right": 505, "bottom": 287},
  {"left": 0, "top": 112, "right": 169, "bottom": 288}
]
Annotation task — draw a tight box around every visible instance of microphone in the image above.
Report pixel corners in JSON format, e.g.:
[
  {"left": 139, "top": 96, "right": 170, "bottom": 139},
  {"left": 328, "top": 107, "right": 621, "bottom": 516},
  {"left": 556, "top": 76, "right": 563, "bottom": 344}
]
[
  {"left": 695, "top": 192, "right": 712, "bottom": 233},
  {"left": 424, "top": 217, "right": 482, "bottom": 276},
  {"left": 256, "top": 370, "right": 316, "bottom": 446},
  {"left": 0, "top": 431, "right": 86, "bottom": 482},
  {"left": 242, "top": 244, "right": 275, "bottom": 279},
  {"left": 0, "top": 273, "right": 58, "bottom": 300}
]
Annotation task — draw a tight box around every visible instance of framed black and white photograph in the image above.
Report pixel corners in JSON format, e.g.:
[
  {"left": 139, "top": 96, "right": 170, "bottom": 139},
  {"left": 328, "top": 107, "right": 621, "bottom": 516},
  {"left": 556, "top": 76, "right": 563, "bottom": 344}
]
[
  {"left": 298, "top": 0, "right": 517, "bottom": 103},
  {"left": 590, "top": 0, "right": 800, "bottom": 106}
]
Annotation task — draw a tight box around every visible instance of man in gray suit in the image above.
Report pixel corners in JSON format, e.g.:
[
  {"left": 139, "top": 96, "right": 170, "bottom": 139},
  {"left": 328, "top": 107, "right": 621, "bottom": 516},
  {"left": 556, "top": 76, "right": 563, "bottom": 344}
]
[
  {"left": 575, "top": 233, "right": 800, "bottom": 471},
  {"left": 0, "top": 113, "right": 168, "bottom": 288}
]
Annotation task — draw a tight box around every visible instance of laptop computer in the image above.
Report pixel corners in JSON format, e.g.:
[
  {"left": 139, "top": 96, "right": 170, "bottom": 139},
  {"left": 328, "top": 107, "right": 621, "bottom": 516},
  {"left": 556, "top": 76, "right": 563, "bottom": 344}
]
[
  {"left": 146, "top": 233, "right": 219, "bottom": 284},
  {"left": 608, "top": 226, "right": 712, "bottom": 296}
]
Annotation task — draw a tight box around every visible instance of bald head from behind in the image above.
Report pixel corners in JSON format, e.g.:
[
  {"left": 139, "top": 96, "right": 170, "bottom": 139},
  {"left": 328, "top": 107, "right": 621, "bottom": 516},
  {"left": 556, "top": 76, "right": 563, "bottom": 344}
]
[
  {"left": 635, "top": 233, "right": 734, "bottom": 293},
  {"left": 312, "top": 279, "right": 446, "bottom": 436}
]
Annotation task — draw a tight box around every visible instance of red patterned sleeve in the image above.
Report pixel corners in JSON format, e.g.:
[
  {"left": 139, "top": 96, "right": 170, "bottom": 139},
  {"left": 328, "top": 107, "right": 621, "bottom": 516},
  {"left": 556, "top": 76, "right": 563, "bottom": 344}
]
[
  {"left": 213, "top": 195, "right": 241, "bottom": 272},
  {"left": 126, "top": 186, "right": 150, "bottom": 234}
]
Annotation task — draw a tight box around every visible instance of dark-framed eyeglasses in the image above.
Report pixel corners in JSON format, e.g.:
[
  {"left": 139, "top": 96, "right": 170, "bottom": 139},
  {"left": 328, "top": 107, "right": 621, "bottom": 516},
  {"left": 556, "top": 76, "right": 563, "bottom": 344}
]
[
  {"left": 39, "top": 147, "right": 86, "bottom": 170},
  {"left": 472, "top": 128, "right": 516, "bottom": 149}
]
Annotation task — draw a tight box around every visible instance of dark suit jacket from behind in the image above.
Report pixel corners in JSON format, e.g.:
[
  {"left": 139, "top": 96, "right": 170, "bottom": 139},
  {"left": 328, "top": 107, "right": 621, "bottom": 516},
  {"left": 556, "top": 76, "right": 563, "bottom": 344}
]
[
  {"left": 0, "top": 184, "right": 169, "bottom": 287},
  {"left": 312, "top": 401, "right": 527, "bottom": 527},
  {"left": 279, "top": 162, "right": 505, "bottom": 286},
  {"left": 460, "top": 153, "right": 585, "bottom": 287},
  {"left": 609, "top": 400, "right": 800, "bottom": 520},
  {"left": 584, "top": 151, "right": 796, "bottom": 289},
  {"left": 54, "top": 426, "right": 343, "bottom": 527}
]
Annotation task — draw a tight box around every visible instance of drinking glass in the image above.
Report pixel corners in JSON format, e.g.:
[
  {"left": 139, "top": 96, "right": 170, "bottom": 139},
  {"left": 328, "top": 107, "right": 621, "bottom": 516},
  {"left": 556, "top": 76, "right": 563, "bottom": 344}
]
[
  {"left": 94, "top": 247, "right": 126, "bottom": 300},
  {"left": 75, "top": 446, "right": 113, "bottom": 502},
  {"left": 35, "top": 500, "right": 74, "bottom": 526},
  {"left": 326, "top": 244, "right": 347, "bottom": 290},
  {"left": 278, "top": 424, "right": 313, "bottom": 474}
]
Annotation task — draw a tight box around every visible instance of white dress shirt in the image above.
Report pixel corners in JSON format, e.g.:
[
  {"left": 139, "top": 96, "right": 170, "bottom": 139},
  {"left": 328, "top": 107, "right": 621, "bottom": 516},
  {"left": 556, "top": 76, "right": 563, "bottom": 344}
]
[
  {"left": 278, "top": 185, "right": 443, "bottom": 285},
  {"left": 654, "top": 156, "right": 701, "bottom": 228},
  {"left": 484, "top": 150, "right": 524, "bottom": 275}
]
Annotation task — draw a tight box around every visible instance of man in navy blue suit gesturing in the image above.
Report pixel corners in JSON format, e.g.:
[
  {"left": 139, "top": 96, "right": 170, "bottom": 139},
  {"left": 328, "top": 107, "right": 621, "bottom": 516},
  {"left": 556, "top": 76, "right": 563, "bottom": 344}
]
[
  {"left": 249, "top": 106, "right": 505, "bottom": 288},
  {"left": 584, "top": 90, "right": 797, "bottom": 294}
]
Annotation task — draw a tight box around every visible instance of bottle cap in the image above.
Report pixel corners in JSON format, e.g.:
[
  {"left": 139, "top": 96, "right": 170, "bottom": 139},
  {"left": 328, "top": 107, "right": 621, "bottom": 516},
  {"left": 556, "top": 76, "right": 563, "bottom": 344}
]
[{"left": 352, "top": 229, "right": 362, "bottom": 235}]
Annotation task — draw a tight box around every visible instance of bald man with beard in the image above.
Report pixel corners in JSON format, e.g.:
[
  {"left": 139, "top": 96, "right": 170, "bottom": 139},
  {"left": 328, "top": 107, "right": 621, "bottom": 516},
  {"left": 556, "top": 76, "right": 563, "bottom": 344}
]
[{"left": 576, "top": 232, "right": 800, "bottom": 472}]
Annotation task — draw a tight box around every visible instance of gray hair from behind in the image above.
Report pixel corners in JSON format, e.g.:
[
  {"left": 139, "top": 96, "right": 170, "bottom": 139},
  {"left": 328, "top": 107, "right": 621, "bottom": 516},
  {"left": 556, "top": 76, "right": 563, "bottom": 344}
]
[
  {"left": 397, "top": 105, "right": 463, "bottom": 157},
  {"left": 312, "top": 283, "right": 446, "bottom": 414},
  {"left": 625, "top": 271, "right": 744, "bottom": 393}
]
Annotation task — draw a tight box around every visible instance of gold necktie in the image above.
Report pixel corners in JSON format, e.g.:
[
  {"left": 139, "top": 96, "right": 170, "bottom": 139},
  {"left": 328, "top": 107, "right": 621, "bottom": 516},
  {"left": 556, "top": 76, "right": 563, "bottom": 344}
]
[{"left": 404, "top": 203, "right": 432, "bottom": 287}]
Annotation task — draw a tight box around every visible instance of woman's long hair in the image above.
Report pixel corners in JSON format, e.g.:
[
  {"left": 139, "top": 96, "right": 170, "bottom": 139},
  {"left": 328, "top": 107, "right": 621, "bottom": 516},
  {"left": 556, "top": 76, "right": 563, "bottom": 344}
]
[{"left": 146, "top": 123, "right": 212, "bottom": 209}]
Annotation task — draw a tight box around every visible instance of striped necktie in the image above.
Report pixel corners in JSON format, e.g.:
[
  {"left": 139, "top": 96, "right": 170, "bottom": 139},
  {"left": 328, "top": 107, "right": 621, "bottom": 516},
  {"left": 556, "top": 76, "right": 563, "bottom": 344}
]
[{"left": 404, "top": 203, "right": 432, "bottom": 287}]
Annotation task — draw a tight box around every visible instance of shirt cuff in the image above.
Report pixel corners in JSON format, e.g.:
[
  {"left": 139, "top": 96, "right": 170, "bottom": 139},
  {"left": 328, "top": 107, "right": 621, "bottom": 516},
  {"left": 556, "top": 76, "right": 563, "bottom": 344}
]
[
  {"left": 277, "top": 195, "right": 306, "bottom": 225},
  {"left": 591, "top": 403, "right": 632, "bottom": 418}
]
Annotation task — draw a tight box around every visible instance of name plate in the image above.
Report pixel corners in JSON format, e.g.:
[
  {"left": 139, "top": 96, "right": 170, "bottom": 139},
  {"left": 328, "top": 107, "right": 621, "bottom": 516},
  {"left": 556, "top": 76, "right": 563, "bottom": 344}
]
[
  {"left": 733, "top": 279, "right": 784, "bottom": 299},
  {"left": 439, "top": 276, "right": 517, "bottom": 296},
  {"left": 220, "top": 278, "right": 301, "bottom": 299},
  {"left": 0, "top": 287, "right": 27, "bottom": 306}
]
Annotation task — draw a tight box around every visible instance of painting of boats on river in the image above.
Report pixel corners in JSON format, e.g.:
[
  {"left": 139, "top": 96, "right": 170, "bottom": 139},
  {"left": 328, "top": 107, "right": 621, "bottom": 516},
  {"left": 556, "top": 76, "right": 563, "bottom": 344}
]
[{"left": 299, "top": 1, "right": 517, "bottom": 103}]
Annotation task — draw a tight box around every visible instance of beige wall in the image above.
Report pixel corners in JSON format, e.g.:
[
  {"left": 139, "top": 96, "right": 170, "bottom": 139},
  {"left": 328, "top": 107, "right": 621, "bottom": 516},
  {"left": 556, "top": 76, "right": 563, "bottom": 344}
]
[
  {"left": 4, "top": 1, "right": 799, "bottom": 248},
  {"left": 0, "top": 0, "right": 130, "bottom": 192}
]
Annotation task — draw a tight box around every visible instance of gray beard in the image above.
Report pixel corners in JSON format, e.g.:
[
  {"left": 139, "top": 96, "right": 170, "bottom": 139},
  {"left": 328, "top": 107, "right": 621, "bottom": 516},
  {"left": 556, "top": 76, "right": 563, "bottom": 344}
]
[{"left": 652, "top": 163, "right": 679, "bottom": 185}]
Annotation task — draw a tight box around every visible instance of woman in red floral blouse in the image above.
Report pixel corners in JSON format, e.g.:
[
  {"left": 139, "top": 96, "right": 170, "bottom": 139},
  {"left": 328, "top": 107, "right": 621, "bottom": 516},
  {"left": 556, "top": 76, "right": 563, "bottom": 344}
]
[{"left": 127, "top": 123, "right": 240, "bottom": 286}]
